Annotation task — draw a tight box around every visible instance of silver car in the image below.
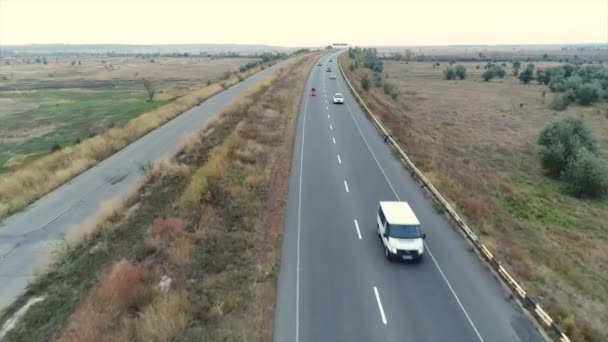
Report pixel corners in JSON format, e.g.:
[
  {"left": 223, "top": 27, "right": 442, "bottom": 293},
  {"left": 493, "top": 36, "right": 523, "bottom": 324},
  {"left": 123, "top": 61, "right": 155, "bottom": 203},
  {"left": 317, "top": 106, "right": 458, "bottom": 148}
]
[{"left": 332, "top": 93, "right": 344, "bottom": 104}]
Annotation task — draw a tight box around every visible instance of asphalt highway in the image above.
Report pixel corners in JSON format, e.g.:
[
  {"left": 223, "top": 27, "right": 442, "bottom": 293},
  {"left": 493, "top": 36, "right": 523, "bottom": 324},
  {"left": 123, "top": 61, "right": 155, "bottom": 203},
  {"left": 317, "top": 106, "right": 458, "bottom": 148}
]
[{"left": 274, "top": 52, "right": 544, "bottom": 342}]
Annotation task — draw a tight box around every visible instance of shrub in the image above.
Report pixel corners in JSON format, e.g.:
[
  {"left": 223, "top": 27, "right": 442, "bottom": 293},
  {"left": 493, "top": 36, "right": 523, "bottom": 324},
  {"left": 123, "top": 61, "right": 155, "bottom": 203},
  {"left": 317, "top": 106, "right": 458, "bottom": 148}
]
[
  {"left": 538, "top": 118, "right": 598, "bottom": 177},
  {"left": 383, "top": 82, "right": 393, "bottom": 94},
  {"left": 455, "top": 65, "right": 466, "bottom": 80},
  {"left": 50, "top": 142, "right": 61, "bottom": 152},
  {"left": 563, "top": 147, "right": 608, "bottom": 198},
  {"left": 443, "top": 67, "right": 456, "bottom": 80},
  {"left": 576, "top": 82, "right": 602, "bottom": 105},
  {"left": 518, "top": 64, "right": 535, "bottom": 84},
  {"left": 361, "top": 75, "right": 370, "bottom": 91},
  {"left": 391, "top": 92, "right": 398, "bottom": 100},
  {"left": 549, "top": 93, "right": 571, "bottom": 111},
  {"left": 482, "top": 66, "right": 505, "bottom": 81},
  {"left": 374, "top": 73, "right": 382, "bottom": 87}
]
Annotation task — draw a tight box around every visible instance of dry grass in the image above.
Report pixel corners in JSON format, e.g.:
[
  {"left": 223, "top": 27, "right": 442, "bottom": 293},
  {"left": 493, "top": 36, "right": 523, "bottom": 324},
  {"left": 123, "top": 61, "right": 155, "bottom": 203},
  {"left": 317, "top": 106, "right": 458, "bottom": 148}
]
[
  {"left": 55, "top": 260, "right": 152, "bottom": 342},
  {"left": 0, "top": 56, "right": 256, "bottom": 95},
  {"left": 0, "top": 62, "right": 267, "bottom": 222},
  {"left": 341, "top": 54, "right": 608, "bottom": 341}
]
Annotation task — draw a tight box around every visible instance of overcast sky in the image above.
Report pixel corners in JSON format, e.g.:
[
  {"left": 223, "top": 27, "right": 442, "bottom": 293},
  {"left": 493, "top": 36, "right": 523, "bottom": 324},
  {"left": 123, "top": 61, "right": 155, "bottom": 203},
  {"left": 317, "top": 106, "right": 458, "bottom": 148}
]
[{"left": 1, "top": 0, "right": 607, "bottom": 46}]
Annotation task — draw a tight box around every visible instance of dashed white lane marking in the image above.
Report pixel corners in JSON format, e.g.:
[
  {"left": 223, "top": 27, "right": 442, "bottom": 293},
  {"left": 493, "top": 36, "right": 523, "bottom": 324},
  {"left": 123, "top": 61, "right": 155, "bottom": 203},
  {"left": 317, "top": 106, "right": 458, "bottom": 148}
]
[
  {"left": 329, "top": 124, "right": 333, "bottom": 130},
  {"left": 373, "top": 286, "right": 388, "bottom": 325},
  {"left": 326, "top": 106, "right": 329, "bottom": 110},
  {"left": 353, "top": 219, "right": 362, "bottom": 240},
  {"left": 344, "top": 180, "right": 349, "bottom": 193},
  {"left": 337, "top": 154, "right": 342, "bottom": 164},
  {"left": 328, "top": 114, "right": 330, "bottom": 119},
  {"left": 332, "top": 137, "right": 336, "bottom": 144}
]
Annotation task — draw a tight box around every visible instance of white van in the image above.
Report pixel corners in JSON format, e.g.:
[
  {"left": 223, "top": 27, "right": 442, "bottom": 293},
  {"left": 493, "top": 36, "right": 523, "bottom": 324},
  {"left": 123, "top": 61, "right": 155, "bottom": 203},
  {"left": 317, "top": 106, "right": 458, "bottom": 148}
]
[{"left": 377, "top": 201, "right": 426, "bottom": 261}]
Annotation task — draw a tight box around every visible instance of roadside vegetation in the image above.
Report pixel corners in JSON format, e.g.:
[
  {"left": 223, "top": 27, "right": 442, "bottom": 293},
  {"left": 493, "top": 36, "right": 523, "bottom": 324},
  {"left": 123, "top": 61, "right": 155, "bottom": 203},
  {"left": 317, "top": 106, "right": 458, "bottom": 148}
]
[
  {"left": 341, "top": 51, "right": 608, "bottom": 341},
  {"left": 0, "top": 55, "right": 279, "bottom": 221},
  {"left": 0, "top": 52, "right": 318, "bottom": 341}
]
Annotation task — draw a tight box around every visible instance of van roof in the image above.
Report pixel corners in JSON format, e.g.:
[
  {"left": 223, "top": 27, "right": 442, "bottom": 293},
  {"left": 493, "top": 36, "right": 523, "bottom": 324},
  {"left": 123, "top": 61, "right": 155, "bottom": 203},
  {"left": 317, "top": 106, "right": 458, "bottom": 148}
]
[{"left": 379, "top": 201, "right": 420, "bottom": 225}]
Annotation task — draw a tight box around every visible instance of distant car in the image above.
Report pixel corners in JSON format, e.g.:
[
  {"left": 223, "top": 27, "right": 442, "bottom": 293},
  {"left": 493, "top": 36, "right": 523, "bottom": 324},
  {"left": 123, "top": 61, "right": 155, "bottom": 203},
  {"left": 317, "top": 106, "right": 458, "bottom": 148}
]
[
  {"left": 326, "top": 67, "right": 332, "bottom": 72},
  {"left": 329, "top": 75, "right": 336, "bottom": 80},
  {"left": 329, "top": 59, "right": 333, "bottom": 62},
  {"left": 332, "top": 93, "right": 344, "bottom": 104},
  {"left": 311, "top": 88, "right": 316, "bottom": 96},
  {"left": 317, "top": 62, "right": 322, "bottom": 66}
]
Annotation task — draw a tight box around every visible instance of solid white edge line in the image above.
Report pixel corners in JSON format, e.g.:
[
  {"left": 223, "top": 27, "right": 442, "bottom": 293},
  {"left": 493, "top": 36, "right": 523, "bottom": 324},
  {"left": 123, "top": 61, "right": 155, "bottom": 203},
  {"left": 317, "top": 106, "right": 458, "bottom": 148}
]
[
  {"left": 344, "top": 180, "right": 349, "bottom": 193},
  {"left": 354, "top": 219, "right": 362, "bottom": 240},
  {"left": 337, "top": 154, "right": 342, "bottom": 164},
  {"left": 373, "top": 286, "right": 388, "bottom": 325},
  {"left": 295, "top": 73, "right": 311, "bottom": 342},
  {"left": 343, "top": 101, "right": 485, "bottom": 342}
]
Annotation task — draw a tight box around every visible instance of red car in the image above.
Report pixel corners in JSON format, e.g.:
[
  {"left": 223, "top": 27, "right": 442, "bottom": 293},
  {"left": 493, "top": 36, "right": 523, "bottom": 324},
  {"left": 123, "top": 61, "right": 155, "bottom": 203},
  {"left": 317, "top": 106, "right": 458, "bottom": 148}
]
[{"left": 311, "top": 87, "right": 316, "bottom": 96}]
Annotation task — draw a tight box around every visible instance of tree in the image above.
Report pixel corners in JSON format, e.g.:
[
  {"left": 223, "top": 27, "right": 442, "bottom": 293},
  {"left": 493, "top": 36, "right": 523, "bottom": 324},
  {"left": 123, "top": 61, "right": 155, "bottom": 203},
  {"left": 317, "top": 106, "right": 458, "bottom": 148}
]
[
  {"left": 575, "top": 82, "right": 602, "bottom": 105},
  {"left": 455, "top": 65, "right": 467, "bottom": 80},
  {"left": 404, "top": 49, "right": 414, "bottom": 64},
  {"left": 518, "top": 64, "right": 535, "bottom": 84},
  {"left": 563, "top": 147, "right": 608, "bottom": 198},
  {"left": 512, "top": 60, "right": 521, "bottom": 76},
  {"left": 538, "top": 118, "right": 598, "bottom": 177},
  {"left": 482, "top": 69, "right": 494, "bottom": 82},
  {"left": 143, "top": 79, "right": 156, "bottom": 101},
  {"left": 361, "top": 75, "right": 370, "bottom": 91},
  {"left": 443, "top": 67, "right": 456, "bottom": 80}
]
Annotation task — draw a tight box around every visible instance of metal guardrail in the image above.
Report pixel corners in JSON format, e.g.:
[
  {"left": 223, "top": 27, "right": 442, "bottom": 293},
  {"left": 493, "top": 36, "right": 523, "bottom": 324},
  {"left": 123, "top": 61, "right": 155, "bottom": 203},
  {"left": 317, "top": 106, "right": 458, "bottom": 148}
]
[{"left": 337, "top": 59, "right": 571, "bottom": 342}]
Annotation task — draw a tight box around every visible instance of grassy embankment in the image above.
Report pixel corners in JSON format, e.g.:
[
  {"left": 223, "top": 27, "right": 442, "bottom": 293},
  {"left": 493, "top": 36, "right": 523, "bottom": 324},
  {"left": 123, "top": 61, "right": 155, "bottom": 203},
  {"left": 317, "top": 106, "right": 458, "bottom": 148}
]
[
  {"left": 0, "top": 52, "right": 318, "bottom": 341},
  {"left": 0, "top": 62, "right": 269, "bottom": 222},
  {"left": 340, "top": 54, "right": 608, "bottom": 341}
]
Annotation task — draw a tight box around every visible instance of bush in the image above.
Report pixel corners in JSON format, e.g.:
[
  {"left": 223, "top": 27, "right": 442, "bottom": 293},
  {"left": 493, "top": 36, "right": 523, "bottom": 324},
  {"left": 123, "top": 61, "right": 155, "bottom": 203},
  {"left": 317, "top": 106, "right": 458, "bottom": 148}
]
[
  {"left": 518, "top": 64, "right": 535, "bottom": 84},
  {"left": 383, "top": 82, "right": 393, "bottom": 94},
  {"left": 549, "top": 93, "right": 571, "bottom": 111},
  {"left": 374, "top": 73, "right": 382, "bottom": 87},
  {"left": 538, "top": 118, "right": 598, "bottom": 177},
  {"left": 361, "top": 75, "right": 370, "bottom": 91},
  {"left": 51, "top": 142, "right": 61, "bottom": 152},
  {"left": 443, "top": 67, "right": 456, "bottom": 80},
  {"left": 576, "top": 82, "right": 602, "bottom": 105},
  {"left": 482, "top": 65, "right": 505, "bottom": 81},
  {"left": 455, "top": 65, "right": 467, "bottom": 80},
  {"left": 391, "top": 92, "right": 398, "bottom": 100},
  {"left": 563, "top": 147, "right": 608, "bottom": 198}
]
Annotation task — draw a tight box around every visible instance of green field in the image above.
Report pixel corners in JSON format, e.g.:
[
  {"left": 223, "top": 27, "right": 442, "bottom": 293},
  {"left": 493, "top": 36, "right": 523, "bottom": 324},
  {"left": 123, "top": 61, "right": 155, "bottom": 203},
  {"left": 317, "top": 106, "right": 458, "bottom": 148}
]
[{"left": 0, "top": 89, "right": 167, "bottom": 172}]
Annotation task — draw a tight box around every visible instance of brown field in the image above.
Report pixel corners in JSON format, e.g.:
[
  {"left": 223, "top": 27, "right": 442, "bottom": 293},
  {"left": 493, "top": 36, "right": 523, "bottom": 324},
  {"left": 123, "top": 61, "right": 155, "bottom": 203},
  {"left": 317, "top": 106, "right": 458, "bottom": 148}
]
[
  {"left": 0, "top": 55, "right": 256, "bottom": 95},
  {"left": 376, "top": 44, "right": 608, "bottom": 62},
  {"left": 0, "top": 55, "right": 267, "bottom": 222},
  {"left": 341, "top": 55, "right": 608, "bottom": 341},
  {"left": 0, "top": 52, "right": 319, "bottom": 341}
]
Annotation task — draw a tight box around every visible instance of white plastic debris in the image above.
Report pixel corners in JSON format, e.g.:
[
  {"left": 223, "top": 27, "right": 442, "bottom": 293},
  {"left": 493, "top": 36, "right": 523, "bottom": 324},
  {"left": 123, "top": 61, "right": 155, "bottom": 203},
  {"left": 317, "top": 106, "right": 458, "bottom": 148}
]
[{"left": 159, "top": 275, "right": 172, "bottom": 292}]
